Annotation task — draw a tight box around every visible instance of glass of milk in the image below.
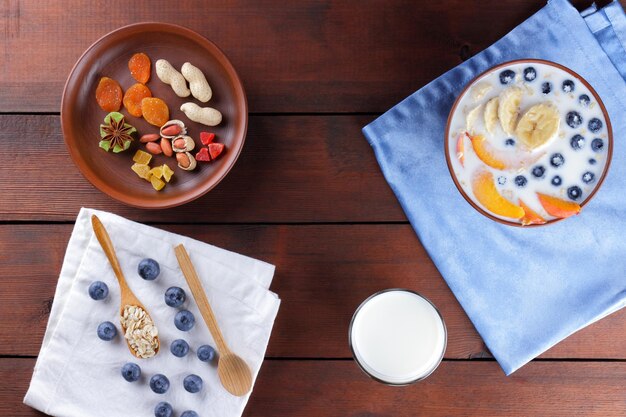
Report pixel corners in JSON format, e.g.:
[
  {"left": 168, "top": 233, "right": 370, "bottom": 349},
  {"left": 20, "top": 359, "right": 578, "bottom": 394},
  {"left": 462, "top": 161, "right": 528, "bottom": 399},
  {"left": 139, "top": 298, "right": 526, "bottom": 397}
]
[{"left": 349, "top": 289, "right": 447, "bottom": 385}]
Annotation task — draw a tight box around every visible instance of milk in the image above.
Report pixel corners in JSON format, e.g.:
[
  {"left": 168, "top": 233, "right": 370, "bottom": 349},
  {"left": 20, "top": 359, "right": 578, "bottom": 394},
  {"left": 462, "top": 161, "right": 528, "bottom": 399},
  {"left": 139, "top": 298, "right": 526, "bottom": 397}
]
[
  {"left": 447, "top": 61, "right": 610, "bottom": 223},
  {"left": 349, "top": 290, "right": 447, "bottom": 384}
]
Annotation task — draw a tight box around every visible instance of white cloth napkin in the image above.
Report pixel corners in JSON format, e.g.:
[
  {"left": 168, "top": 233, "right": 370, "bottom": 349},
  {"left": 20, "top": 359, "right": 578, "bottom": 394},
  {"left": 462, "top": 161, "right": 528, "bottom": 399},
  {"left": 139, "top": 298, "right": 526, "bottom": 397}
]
[{"left": 24, "top": 208, "right": 280, "bottom": 417}]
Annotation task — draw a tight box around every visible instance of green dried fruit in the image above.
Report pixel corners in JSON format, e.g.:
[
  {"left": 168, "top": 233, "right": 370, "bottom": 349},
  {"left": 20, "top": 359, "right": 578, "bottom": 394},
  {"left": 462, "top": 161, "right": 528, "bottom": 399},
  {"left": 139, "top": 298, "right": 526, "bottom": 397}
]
[{"left": 99, "top": 112, "right": 136, "bottom": 153}]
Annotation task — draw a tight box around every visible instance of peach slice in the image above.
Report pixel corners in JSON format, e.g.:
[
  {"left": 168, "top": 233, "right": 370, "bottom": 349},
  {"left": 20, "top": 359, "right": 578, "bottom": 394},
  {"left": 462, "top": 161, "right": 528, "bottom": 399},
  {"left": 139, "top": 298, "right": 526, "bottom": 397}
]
[
  {"left": 519, "top": 199, "right": 546, "bottom": 226},
  {"left": 471, "top": 169, "right": 525, "bottom": 219},
  {"left": 537, "top": 193, "right": 581, "bottom": 218},
  {"left": 456, "top": 132, "right": 467, "bottom": 167},
  {"left": 470, "top": 134, "right": 543, "bottom": 171}
]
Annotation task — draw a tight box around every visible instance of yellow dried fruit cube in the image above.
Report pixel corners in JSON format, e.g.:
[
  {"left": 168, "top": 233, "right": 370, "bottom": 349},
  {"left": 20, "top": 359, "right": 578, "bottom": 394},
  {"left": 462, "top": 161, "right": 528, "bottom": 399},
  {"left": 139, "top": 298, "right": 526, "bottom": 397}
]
[
  {"left": 149, "top": 166, "right": 164, "bottom": 179},
  {"left": 162, "top": 164, "right": 174, "bottom": 182},
  {"left": 131, "top": 163, "right": 151, "bottom": 180},
  {"left": 133, "top": 149, "right": 152, "bottom": 165},
  {"left": 150, "top": 175, "right": 166, "bottom": 191}
]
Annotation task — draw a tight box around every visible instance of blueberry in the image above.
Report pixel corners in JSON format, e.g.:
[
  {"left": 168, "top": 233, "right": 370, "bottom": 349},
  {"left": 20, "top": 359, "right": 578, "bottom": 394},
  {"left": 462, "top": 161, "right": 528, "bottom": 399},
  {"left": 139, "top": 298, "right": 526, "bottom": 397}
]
[
  {"left": 578, "top": 94, "right": 590, "bottom": 107},
  {"left": 164, "top": 286, "right": 186, "bottom": 308},
  {"left": 183, "top": 374, "right": 203, "bottom": 393},
  {"left": 505, "top": 138, "right": 515, "bottom": 146},
  {"left": 523, "top": 67, "right": 537, "bottom": 82},
  {"left": 514, "top": 175, "right": 527, "bottom": 187},
  {"left": 175, "top": 310, "right": 196, "bottom": 331},
  {"left": 121, "top": 363, "right": 141, "bottom": 382},
  {"left": 570, "top": 134, "right": 585, "bottom": 150},
  {"left": 170, "top": 339, "right": 190, "bottom": 357},
  {"left": 588, "top": 118, "right": 603, "bottom": 133},
  {"left": 566, "top": 111, "right": 583, "bottom": 128},
  {"left": 562, "top": 79, "right": 575, "bottom": 93},
  {"left": 591, "top": 138, "right": 604, "bottom": 152},
  {"left": 551, "top": 176, "right": 562, "bottom": 186},
  {"left": 541, "top": 81, "right": 552, "bottom": 94},
  {"left": 88, "top": 281, "right": 109, "bottom": 300},
  {"left": 567, "top": 186, "right": 582, "bottom": 201},
  {"left": 589, "top": 158, "right": 597, "bottom": 165},
  {"left": 531, "top": 165, "right": 545, "bottom": 178},
  {"left": 550, "top": 153, "right": 565, "bottom": 167},
  {"left": 497, "top": 176, "right": 507, "bottom": 185},
  {"left": 138, "top": 258, "right": 160, "bottom": 280},
  {"left": 582, "top": 172, "right": 595, "bottom": 184},
  {"left": 154, "top": 402, "right": 173, "bottom": 417},
  {"left": 97, "top": 321, "right": 117, "bottom": 341},
  {"left": 499, "top": 69, "right": 516, "bottom": 85},
  {"left": 150, "top": 374, "right": 170, "bottom": 394},
  {"left": 197, "top": 344, "right": 216, "bottom": 362},
  {"left": 181, "top": 412, "right": 199, "bottom": 417}
]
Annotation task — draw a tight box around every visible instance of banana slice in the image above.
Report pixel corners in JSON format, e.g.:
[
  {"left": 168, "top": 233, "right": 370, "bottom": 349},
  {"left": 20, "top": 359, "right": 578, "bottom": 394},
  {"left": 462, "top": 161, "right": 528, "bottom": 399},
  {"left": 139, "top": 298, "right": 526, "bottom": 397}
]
[
  {"left": 484, "top": 97, "right": 499, "bottom": 135},
  {"left": 465, "top": 103, "right": 483, "bottom": 134},
  {"left": 471, "top": 82, "right": 492, "bottom": 102},
  {"left": 515, "top": 102, "right": 560, "bottom": 150},
  {"left": 498, "top": 87, "right": 523, "bottom": 135}
]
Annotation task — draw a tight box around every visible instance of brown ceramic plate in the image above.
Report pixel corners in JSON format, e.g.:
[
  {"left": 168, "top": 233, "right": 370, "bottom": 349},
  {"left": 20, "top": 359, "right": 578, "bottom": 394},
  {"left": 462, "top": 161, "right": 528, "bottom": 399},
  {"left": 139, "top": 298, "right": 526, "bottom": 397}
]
[
  {"left": 62, "top": 22, "right": 247, "bottom": 208},
  {"left": 444, "top": 59, "right": 613, "bottom": 227}
]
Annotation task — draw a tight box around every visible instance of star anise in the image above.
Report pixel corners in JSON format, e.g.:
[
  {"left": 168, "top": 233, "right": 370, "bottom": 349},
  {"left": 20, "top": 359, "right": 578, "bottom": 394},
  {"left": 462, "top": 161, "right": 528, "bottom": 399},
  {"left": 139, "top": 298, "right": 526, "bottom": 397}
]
[{"left": 99, "top": 112, "right": 136, "bottom": 153}]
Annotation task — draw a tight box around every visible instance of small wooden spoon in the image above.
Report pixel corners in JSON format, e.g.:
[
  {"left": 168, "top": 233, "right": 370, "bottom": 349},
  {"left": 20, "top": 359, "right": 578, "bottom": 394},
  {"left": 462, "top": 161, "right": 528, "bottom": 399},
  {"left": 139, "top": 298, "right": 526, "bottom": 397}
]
[
  {"left": 91, "top": 215, "right": 159, "bottom": 358},
  {"left": 174, "top": 244, "right": 253, "bottom": 397}
]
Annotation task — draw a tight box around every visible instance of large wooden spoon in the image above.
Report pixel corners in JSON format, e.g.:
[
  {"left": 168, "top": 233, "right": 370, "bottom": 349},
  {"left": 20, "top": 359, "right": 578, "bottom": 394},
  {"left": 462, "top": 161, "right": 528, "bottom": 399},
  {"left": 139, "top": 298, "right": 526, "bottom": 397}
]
[
  {"left": 91, "top": 215, "right": 159, "bottom": 358},
  {"left": 174, "top": 244, "right": 253, "bottom": 397}
]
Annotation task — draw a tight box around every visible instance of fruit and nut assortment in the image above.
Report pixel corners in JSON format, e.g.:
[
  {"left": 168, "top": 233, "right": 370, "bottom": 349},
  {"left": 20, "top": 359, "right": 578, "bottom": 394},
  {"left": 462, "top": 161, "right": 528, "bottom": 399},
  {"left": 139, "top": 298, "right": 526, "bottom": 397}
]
[
  {"left": 448, "top": 61, "right": 609, "bottom": 225},
  {"left": 94, "top": 53, "right": 227, "bottom": 192},
  {"left": 88, "top": 257, "right": 217, "bottom": 417}
]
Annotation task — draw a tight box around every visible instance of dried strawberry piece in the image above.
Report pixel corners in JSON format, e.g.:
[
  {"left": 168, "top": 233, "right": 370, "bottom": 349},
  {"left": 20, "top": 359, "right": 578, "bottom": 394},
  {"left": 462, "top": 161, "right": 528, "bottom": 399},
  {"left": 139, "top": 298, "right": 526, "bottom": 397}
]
[
  {"left": 200, "top": 132, "right": 215, "bottom": 145},
  {"left": 208, "top": 143, "right": 225, "bottom": 160},
  {"left": 195, "top": 147, "right": 211, "bottom": 162}
]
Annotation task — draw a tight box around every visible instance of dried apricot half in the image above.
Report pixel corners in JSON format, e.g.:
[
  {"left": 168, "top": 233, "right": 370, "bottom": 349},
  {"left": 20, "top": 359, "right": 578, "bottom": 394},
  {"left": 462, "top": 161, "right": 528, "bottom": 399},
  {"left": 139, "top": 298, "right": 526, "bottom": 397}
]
[
  {"left": 129, "top": 53, "right": 151, "bottom": 84},
  {"left": 141, "top": 97, "right": 169, "bottom": 127},
  {"left": 123, "top": 83, "right": 152, "bottom": 117},
  {"left": 95, "top": 77, "right": 123, "bottom": 112}
]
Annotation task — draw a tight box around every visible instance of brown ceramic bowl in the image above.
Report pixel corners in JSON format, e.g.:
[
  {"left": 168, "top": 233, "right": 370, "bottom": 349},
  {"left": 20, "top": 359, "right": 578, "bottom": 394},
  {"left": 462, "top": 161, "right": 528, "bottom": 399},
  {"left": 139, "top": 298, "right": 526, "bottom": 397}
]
[
  {"left": 444, "top": 59, "right": 613, "bottom": 227},
  {"left": 61, "top": 22, "right": 247, "bottom": 208}
]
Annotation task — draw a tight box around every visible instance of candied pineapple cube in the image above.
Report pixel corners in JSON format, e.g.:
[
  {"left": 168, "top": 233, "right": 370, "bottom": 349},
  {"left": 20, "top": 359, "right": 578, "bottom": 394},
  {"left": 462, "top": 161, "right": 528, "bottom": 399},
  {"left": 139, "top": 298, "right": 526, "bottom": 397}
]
[
  {"left": 162, "top": 164, "right": 174, "bottom": 182},
  {"left": 149, "top": 166, "right": 164, "bottom": 179},
  {"left": 131, "top": 163, "right": 151, "bottom": 180},
  {"left": 132, "top": 149, "right": 152, "bottom": 165},
  {"left": 150, "top": 175, "right": 166, "bottom": 191}
]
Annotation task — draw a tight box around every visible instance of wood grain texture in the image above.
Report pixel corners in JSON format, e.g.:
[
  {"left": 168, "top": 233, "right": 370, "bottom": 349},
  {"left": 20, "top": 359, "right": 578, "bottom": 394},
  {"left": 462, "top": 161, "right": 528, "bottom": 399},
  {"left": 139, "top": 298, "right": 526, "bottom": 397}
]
[
  {"left": 0, "top": 115, "right": 404, "bottom": 222},
  {"left": 0, "top": 0, "right": 557, "bottom": 112},
  {"left": 5, "top": 359, "right": 626, "bottom": 416},
  {"left": 1, "top": 224, "right": 624, "bottom": 359}
]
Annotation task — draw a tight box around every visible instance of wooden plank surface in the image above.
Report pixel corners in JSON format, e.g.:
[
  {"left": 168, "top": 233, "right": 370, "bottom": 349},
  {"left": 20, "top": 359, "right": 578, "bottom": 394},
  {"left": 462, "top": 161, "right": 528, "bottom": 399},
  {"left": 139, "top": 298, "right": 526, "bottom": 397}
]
[
  {"left": 0, "top": 115, "right": 405, "bottom": 222},
  {"left": 4, "top": 359, "right": 625, "bottom": 416},
  {"left": 0, "top": 0, "right": 554, "bottom": 113},
  {"left": 1, "top": 224, "right": 624, "bottom": 359},
  {"left": 2, "top": 1, "right": 624, "bottom": 416}
]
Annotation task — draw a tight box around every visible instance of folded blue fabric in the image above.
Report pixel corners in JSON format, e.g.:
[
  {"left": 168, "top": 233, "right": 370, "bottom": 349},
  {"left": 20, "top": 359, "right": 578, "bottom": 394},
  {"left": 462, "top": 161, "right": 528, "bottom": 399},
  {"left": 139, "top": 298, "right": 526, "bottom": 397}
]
[{"left": 362, "top": 0, "right": 626, "bottom": 375}]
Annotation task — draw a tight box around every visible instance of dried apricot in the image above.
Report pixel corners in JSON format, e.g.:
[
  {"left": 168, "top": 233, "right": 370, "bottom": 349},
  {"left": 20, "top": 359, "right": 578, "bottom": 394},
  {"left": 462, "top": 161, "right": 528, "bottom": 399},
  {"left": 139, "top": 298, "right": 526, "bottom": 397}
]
[
  {"left": 129, "top": 53, "right": 151, "bottom": 84},
  {"left": 123, "top": 83, "right": 152, "bottom": 117},
  {"left": 95, "top": 77, "right": 123, "bottom": 112},
  {"left": 141, "top": 97, "right": 169, "bottom": 127}
]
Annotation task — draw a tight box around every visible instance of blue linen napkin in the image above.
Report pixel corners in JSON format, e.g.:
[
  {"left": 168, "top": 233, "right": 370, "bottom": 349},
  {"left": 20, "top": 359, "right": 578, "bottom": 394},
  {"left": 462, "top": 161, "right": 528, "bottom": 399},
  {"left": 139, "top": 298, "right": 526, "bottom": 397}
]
[{"left": 362, "top": 0, "right": 626, "bottom": 375}]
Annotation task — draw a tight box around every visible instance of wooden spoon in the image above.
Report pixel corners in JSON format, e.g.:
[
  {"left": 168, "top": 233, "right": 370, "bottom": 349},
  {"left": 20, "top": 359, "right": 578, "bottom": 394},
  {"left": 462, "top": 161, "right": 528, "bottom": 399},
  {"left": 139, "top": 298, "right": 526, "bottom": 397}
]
[
  {"left": 91, "top": 215, "right": 160, "bottom": 358},
  {"left": 174, "top": 244, "right": 253, "bottom": 397}
]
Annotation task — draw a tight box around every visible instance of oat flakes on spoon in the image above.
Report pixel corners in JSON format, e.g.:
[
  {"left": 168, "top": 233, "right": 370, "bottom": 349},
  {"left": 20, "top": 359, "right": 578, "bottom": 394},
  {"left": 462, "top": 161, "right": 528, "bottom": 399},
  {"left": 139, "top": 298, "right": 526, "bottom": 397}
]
[{"left": 91, "top": 215, "right": 159, "bottom": 358}]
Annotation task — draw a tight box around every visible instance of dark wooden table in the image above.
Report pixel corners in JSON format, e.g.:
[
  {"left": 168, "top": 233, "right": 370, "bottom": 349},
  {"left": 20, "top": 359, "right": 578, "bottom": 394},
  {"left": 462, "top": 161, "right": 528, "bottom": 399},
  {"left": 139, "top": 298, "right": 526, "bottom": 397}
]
[{"left": 1, "top": 1, "right": 624, "bottom": 415}]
